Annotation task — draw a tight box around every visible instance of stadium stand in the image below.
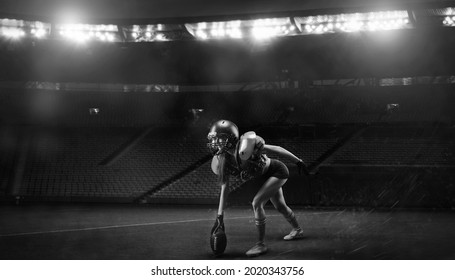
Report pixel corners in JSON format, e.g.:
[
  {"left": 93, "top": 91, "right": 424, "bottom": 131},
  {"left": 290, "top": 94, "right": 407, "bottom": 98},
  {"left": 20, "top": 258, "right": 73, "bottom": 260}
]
[
  {"left": 147, "top": 161, "right": 219, "bottom": 204},
  {"left": 288, "top": 86, "right": 453, "bottom": 125},
  {"left": 1, "top": 84, "right": 454, "bottom": 207},
  {"left": 147, "top": 126, "right": 343, "bottom": 204},
  {"left": 13, "top": 126, "right": 210, "bottom": 202},
  {"left": 20, "top": 127, "right": 140, "bottom": 201},
  {"left": 328, "top": 125, "right": 455, "bottom": 166}
]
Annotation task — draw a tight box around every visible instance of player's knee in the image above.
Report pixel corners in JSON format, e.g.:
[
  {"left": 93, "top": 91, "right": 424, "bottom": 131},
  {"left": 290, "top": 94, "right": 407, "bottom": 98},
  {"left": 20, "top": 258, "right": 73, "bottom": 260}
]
[{"left": 251, "top": 199, "right": 264, "bottom": 212}]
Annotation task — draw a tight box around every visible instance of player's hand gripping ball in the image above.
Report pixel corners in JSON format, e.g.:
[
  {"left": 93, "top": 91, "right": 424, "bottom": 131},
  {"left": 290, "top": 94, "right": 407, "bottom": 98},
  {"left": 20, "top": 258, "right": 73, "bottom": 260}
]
[{"left": 210, "top": 215, "right": 227, "bottom": 256}]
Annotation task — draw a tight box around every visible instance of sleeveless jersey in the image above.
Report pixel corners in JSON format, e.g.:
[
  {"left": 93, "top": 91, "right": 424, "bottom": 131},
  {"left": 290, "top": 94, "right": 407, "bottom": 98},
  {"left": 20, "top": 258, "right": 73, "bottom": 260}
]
[{"left": 223, "top": 134, "right": 268, "bottom": 182}]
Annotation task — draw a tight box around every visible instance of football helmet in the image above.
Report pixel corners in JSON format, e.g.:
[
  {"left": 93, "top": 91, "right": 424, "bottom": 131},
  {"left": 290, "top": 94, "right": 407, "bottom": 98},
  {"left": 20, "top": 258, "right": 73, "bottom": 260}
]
[{"left": 207, "top": 120, "right": 239, "bottom": 155}]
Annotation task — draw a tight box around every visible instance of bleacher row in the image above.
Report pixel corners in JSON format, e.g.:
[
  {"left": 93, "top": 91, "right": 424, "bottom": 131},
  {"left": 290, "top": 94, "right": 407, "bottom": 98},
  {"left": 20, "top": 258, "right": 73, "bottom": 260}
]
[
  {"left": 10, "top": 127, "right": 209, "bottom": 202},
  {"left": 331, "top": 139, "right": 453, "bottom": 166},
  {"left": 291, "top": 86, "right": 453, "bottom": 124},
  {"left": 148, "top": 125, "right": 454, "bottom": 203},
  {"left": 0, "top": 124, "right": 452, "bottom": 204},
  {"left": 146, "top": 137, "right": 341, "bottom": 203},
  {"left": 329, "top": 125, "right": 455, "bottom": 166},
  {"left": 0, "top": 84, "right": 454, "bottom": 205}
]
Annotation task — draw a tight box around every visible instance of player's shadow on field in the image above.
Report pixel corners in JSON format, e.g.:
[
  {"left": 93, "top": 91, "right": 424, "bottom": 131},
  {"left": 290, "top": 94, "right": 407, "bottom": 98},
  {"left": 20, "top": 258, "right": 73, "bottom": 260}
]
[{"left": 206, "top": 236, "right": 311, "bottom": 260}]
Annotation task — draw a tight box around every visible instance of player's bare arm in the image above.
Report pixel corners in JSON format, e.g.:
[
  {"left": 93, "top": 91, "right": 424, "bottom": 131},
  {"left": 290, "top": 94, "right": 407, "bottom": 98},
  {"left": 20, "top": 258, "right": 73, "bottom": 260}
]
[
  {"left": 264, "top": 144, "right": 309, "bottom": 175},
  {"left": 264, "top": 144, "right": 301, "bottom": 163},
  {"left": 217, "top": 181, "right": 229, "bottom": 215}
]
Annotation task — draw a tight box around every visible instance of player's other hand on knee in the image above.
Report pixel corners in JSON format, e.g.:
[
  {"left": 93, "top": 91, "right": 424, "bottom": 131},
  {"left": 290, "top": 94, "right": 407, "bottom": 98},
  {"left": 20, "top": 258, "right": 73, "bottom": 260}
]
[
  {"left": 296, "top": 159, "right": 309, "bottom": 176},
  {"left": 211, "top": 214, "right": 225, "bottom": 234}
]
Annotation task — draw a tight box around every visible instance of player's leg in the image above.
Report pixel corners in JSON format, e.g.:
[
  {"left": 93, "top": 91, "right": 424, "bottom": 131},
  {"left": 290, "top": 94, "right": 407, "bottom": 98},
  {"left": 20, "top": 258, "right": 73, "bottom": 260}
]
[
  {"left": 246, "top": 176, "right": 287, "bottom": 257},
  {"left": 270, "top": 188, "right": 304, "bottom": 240}
]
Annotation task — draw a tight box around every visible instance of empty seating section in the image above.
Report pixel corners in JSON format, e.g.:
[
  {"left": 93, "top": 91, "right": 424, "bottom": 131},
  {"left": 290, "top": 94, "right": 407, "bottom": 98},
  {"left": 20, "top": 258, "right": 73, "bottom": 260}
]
[
  {"left": 114, "top": 134, "right": 209, "bottom": 188},
  {"left": 329, "top": 126, "right": 454, "bottom": 166},
  {"left": 21, "top": 128, "right": 139, "bottom": 199},
  {"left": 1, "top": 85, "right": 454, "bottom": 203},
  {"left": 18, "top": 127, "right": 211, "bottom": 201},
  {"left": 271, "top": 138, "right": 339, "bottom": 165},
  {"left": 288, "top": 87, "right": 450, "bottom": 124},
  {"left": 330, "top": 139, "right": 453, "bottom": 165},
  {"left": 150, "top": 161, "right": 219, "bottom": 201},
  {"left": 2, "top": 123, "right": 453, "bottom": 203},
  {"left": 149, "top": 134, "right": 340, "bottom": 201}
]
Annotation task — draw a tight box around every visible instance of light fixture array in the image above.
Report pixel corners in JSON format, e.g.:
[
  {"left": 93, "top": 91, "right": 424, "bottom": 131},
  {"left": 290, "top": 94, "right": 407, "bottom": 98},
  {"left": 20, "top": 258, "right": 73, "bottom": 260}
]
[
  {"left": 185, "top": 17, "right": 297, "bottom": 40},
  {"left": 55, "top": 23, "right": 120, "bottom": 42},
  {"left": 294, "top": 10, "right": 411, "bottom": 34},
  {"left": 124, "top": 23, "right": 192, "bottom": 42},
  {"left": 442, "top": 7, "right": 455, "bottom": 26},
  {"left": 0, "top": 18, "right": 50, "bottom": 39},
  {"left": 1, "top": 6, "right": 455, "bottom": 43}
]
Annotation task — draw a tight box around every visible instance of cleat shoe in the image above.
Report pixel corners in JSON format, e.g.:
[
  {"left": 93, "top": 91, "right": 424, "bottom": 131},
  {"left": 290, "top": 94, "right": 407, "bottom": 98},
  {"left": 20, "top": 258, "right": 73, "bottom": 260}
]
[
  {"left": 245, "top": 242, "right": 268, "bottom": 257},
  {"left": 283, "top": 228, "right": 304, "bottom": 240}
]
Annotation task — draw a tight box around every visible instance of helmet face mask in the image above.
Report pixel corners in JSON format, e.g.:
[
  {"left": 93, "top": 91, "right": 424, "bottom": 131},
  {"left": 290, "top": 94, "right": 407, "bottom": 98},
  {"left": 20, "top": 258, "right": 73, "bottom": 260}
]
[
  {"left": 207, "top": 120, "right": 239, "bottom": 155},
  {"left": 207, "top": 133, "right": 231, "bottom": 155}
]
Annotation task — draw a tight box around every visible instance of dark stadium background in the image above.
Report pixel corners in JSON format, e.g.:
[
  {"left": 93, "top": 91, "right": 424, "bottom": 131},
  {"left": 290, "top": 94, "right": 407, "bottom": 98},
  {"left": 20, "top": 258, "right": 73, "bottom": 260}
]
[{"left": 0, "top": 0, "right": 454, "bottom": 260}]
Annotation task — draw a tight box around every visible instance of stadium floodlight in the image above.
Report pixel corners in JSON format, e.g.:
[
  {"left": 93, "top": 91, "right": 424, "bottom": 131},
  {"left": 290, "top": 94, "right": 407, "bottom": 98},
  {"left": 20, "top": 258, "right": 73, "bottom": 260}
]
[
  {"left": 0, "top": 18, "right": 50, "bottom": 39},
  {"left": 443, "top": 16, "right": 455, "bottom": 26},
  {"left": 294, "top": 10, "right": 411, "bottom": 35},
  {"left": 185, "top": 17, "right": 297, "bottom": 40},
  {"left": 56, "top": 23, "right": 120, "bottom": 43},
  {"left": 124, "top": 24, "right": 188, "bottom": 42},
  {"left": 30, "top": 21, "right": 49, "bottom": 38},
  {"left": 1, "top": 27, "right": 25, "bottom": 38},
  {"left": 442, "top": 7, "right": 455, "bottom": 26}
]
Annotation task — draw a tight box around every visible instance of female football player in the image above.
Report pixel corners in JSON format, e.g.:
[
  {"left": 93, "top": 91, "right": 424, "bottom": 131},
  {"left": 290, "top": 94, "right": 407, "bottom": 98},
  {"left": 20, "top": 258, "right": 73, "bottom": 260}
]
[{"left": 207, "top": 119, "right": 308, "bottom": 257}]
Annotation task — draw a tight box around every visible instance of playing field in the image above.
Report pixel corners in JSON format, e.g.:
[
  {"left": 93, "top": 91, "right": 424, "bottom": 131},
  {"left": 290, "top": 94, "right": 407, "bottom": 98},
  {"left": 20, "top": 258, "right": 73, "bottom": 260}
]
[{"left": 1, "top": 203, "right": 454, "bottom": 260}]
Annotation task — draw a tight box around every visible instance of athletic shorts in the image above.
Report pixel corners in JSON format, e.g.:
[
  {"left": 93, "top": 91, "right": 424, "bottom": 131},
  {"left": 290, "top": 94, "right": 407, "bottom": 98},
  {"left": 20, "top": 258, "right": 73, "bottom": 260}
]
[{"left": 262, "top": 159, "right": 289, "bottom": 180}]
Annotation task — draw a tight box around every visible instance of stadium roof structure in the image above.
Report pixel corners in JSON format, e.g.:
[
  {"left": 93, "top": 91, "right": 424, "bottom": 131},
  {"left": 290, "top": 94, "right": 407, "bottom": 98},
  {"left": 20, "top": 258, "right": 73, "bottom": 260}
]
[
  {"left": 0, "top": 0, "right": 454, "bottom": 42},
  {"left": 1, "top": 0, "right": 455, "bottom": 85},
  {"left": 0, "top": 0, "right": 453, "bottom": 21}
]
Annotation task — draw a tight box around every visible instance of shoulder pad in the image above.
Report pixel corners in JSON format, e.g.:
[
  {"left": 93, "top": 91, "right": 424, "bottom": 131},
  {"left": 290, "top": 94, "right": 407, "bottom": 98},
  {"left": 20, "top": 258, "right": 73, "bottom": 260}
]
[{"left": 239, "top": 131, "right": 256, "bottom": 160}]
